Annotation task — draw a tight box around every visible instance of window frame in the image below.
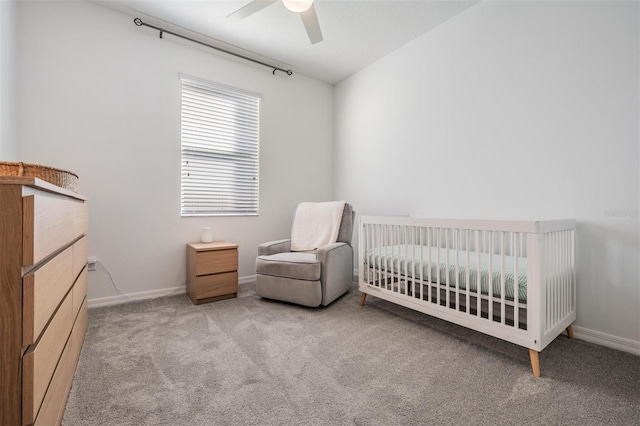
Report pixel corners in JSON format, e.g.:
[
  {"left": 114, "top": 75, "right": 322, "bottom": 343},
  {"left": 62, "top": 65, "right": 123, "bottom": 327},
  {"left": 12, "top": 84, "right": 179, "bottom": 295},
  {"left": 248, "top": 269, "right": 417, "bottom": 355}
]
[{"left": 180, "top": 74, "right": 261, "bottom": 217}]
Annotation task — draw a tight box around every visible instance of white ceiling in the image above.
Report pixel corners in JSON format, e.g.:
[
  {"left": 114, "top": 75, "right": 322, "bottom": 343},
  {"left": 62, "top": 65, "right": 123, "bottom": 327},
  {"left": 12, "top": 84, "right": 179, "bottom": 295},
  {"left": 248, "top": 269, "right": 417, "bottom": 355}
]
[{"left": 94, "top": 0, "right": 479, "bottom": 84}]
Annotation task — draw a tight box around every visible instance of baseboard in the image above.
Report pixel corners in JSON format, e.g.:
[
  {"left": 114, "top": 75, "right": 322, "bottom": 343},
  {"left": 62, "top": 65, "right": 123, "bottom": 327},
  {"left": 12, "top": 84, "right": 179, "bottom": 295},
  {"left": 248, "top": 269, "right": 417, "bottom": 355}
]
[
  {"left": 88, "top": 285, "right": 187, "bottom": 308},
  {"left": 239, "top": 274, "right": 256, "bottom": 285},
  {"left": 571, "top": 325, "right": 640, "bottom": 356},
  {"left": 89, "top": 275, "right": 257, "bottom": 308}
]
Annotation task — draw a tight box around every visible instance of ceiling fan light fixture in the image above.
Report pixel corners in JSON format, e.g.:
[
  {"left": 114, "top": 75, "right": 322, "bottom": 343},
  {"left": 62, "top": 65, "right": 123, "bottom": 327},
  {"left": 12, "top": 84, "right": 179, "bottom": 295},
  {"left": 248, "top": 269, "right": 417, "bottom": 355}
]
[{"left": 282, "top": 0, "right": 314, "bottom": 13}]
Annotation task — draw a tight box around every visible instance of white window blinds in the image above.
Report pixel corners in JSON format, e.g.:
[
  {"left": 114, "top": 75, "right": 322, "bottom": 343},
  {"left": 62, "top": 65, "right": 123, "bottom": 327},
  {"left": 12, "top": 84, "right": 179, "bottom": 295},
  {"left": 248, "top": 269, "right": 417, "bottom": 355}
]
[{"left": 180, "top": 75, "right": 260, "bottom": 216}]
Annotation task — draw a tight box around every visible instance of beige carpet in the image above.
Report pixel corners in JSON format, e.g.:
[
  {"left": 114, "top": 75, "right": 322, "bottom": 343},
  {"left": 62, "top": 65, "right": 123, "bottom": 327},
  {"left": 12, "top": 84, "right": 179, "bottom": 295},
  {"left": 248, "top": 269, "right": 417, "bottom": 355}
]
[{"left": 62, "top": 283, "right": 640, "bottom": 425}]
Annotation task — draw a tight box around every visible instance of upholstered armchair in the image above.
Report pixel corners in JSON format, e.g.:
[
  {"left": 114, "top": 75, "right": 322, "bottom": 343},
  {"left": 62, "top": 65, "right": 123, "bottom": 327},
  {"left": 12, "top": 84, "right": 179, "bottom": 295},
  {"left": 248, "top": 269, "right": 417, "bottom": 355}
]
[{"left": 255, "top": 202, "right": 354, "bottom": 307}]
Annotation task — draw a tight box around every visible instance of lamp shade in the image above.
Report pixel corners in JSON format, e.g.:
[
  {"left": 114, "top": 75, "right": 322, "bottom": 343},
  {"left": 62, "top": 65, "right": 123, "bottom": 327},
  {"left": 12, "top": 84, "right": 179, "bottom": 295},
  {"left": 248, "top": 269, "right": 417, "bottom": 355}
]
[{"left": 282, "top": 0, "right": 313, "bottom": 13}]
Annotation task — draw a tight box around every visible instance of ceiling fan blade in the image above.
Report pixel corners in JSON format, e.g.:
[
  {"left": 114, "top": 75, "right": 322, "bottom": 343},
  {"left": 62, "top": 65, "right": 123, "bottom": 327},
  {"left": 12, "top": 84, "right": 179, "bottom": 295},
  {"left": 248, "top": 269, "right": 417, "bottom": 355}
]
[
  {"left": 300, "top": 3, "right": 323, "bottom": 44},
  {"left": 227, "top": 0, "right": 278, "bottom": 21}
]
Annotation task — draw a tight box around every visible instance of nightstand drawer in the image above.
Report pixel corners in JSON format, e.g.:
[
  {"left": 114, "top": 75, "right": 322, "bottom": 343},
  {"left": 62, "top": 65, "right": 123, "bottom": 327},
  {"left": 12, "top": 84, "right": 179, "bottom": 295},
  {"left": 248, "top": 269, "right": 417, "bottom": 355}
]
[
  {"left": 196, "top": 249, "right": 238, "bottom": 275},
  {"left": 195, "top": 272, "right": 238, "bottom": 299}
]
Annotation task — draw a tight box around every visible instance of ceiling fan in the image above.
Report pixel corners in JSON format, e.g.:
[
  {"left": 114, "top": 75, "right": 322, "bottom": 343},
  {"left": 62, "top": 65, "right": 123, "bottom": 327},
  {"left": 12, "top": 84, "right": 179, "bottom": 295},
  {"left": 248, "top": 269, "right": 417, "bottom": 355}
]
[{"left": 227, "top": 0, "right": 323, "bottom": 44}]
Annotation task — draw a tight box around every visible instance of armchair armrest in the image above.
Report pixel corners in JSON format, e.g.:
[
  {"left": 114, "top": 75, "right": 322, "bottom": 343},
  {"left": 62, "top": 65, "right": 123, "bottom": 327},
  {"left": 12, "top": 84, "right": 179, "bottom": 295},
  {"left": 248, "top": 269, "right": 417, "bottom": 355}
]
[
  {"left": 258, "top": 239, "right": 291, "bottom": 256},
  {"left": 316, "top": 242, "right": 354, "bottom": 306},
  {"left": 316, "top": 242, "right": 351, "bottom": 264}
]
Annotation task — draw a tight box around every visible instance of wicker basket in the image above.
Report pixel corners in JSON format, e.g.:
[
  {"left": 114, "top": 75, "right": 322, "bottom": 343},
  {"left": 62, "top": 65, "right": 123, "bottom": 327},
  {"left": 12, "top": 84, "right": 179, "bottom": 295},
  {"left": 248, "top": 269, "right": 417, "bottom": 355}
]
[{"left": 0, "top": 161, "right": 79, "bottom": 193}]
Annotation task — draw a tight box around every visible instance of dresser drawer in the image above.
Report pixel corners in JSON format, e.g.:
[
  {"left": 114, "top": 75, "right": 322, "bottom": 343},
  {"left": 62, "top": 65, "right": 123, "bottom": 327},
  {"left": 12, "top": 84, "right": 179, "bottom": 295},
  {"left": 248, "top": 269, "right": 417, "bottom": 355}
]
[
  {"left": 23, "top": 193, "right": 88, "bottom": 267},
  {"left": 33, "top": 298, "right": 87, "bottom": 426},
  {"left": 23, "top": 245, "right": 74, "bottom": 346},
  {"left": 196, "top": 249, "right": 238, "bottom": 275},
  {"left": 73, "top": 267, "right": 88, "bottom": 320},
  {"left": 72, "top": 235, "right": 88, "bottom": 280},
  {"left": 195, "top": 271, "right": 238, "bottom": 299},
  {"left": 22, "top": 292, "right": 74, "bottom": 424}
]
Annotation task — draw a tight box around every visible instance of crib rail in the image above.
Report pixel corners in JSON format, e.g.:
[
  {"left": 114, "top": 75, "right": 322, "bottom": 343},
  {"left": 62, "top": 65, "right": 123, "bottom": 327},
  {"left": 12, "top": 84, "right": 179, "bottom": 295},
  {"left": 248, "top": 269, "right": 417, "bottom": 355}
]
[{"left": 359, "top": 216, "right": 576, "bottom": 351}]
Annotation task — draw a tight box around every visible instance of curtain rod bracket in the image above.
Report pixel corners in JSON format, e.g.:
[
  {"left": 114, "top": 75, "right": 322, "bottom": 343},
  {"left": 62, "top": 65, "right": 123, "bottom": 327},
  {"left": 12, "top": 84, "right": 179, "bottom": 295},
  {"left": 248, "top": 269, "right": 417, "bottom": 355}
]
[
  {"left": 133, "top": 17, "right": 292, "bottom": 77},
  {"left": 273, "top": 68, "right": 293, "bottom": 76}
]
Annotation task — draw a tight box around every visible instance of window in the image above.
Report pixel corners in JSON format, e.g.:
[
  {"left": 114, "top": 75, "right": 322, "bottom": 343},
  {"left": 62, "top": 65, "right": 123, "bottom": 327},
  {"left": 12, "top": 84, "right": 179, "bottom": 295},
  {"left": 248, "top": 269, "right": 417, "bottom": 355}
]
[{"left": 180, "top": 75, "right": 260, "bottom": 216}]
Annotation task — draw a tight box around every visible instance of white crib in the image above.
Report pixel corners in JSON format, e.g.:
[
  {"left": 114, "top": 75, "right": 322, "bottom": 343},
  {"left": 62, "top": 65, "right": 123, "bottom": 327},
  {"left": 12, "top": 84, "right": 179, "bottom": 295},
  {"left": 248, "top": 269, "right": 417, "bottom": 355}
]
[{"left": 358, "top": 216, "right": 576, "bottom": 377}]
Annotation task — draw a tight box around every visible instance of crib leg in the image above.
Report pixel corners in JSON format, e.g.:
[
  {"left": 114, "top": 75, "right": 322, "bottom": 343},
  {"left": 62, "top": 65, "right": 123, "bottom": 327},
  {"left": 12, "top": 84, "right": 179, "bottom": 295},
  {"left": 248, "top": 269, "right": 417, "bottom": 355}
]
[
  {"left": 359, "top": 293, "right": 367, "bottom": 306},
  {"left": 566, "top": 324, "right": 575, "bottom": 340},
  {"left": 529, "top": 349, "right": 541, "bottom": 378}
]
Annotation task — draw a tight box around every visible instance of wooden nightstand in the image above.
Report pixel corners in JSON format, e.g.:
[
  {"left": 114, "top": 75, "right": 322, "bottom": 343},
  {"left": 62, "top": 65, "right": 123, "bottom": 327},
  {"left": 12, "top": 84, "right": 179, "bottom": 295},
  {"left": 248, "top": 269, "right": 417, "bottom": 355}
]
[{"left": 187, "top": 241, "right": 239, "bottom": 305}]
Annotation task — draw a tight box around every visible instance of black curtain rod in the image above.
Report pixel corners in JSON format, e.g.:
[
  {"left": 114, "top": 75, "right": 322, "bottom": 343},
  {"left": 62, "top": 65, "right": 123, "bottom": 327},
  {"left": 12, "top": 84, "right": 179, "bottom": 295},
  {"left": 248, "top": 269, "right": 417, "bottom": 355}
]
[{"left": 133, "top": 18, "right": 293, "bottom": 76}]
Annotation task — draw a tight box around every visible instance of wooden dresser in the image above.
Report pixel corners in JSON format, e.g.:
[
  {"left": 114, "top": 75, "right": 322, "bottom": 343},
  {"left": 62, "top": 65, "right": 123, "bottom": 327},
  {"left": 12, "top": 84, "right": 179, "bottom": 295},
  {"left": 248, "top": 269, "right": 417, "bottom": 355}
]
[
  {"left": 187, "top": 241, "right": 238, "bottom": 305},
  {"left": 0, "top": 176, "right": 88, "bottom": 426}
]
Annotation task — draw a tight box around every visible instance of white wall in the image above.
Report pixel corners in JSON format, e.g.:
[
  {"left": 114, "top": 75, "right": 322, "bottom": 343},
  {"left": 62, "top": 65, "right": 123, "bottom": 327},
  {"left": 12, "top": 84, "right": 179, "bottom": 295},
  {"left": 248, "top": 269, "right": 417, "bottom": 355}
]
[
  {"left": 17, "top": 1, "right": 333, "bottom": 301},
  {"left": 334, "top": 1, "right": 640, "bottom": 345},
  {"left": 0, "top": 0, "right": 18, "bottom": 161}
]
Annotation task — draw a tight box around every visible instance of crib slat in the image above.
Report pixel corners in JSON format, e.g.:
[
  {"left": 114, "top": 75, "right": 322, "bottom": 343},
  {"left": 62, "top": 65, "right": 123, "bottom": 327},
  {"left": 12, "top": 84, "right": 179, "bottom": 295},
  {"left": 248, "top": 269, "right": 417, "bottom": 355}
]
[
  {"left": 563, "top": 230, "right": 567, "bottom": 315},
  {"left": 547, "top": 232, "right": 551, "bottom": 332},
  {"left": 446, "top": 228, "right": 450, "bottom": 308},
  {"left": 395, "top": 225, "right": 399, "bottom": 295},
  {"left": 553, "top": 232, "right": 558, "bottom": 329},
  {"left": 560, "top": 231, "right": 565, "bottom": 319},
  {"left": 371, "top": 224, "right": 375, "bottom": 287},
  {"left": 380, "top": 224, "right": 385, "bottom": 289},
  {"left": 408, "top": 228, "right": 412, "bottom": 297},
  {"left": 557, "top": 232, "right": 561, "bottom": 325},
  {"left": 476, "top": 230, "right": 481, "bottom": 316},
  {"left": 568, "top": 230, "right": 571, "bottom": 312},
  {"left": 420, "top": 228, "right": 424, "bottom": 301},
  {"left": 373, "top": 224, "right": 378, "bottom": 288},
  {"left": 378, "top": 224, "right": 382, "bottom": 289},
  {"left": 553, "top": 231, "right": 558, "bottom": 327},
  {"left": 514, "top": 232, "right": 519, "bottom": 329},
  {"left": 364, "top": 224, "right": 368, "bottom": 283},
  {"left": 397, "top": 225, "right": 401, "bottom": 295},
  {"left": 455, "top": 229, "right": 460, "bottom": 311},
  {"left": 398, "top": 225, "right": 402, "bottom": 294},
  {"left": 571, "top": 229, "right": 576, "bottom": 312},
  {"left": 370, "top": 224, "right": 375, "bottom": 287},
  {"left": 564, "top": 231, "right": 568, "bottom": 318},
  {"left": 466, "top": 230, "right": 470, "bottom": 314},
  {"left": 500, "top": 231, "right": 506, "bottom": 325},
  {"left": 403, "top": 225, "right": 408, "bottom": 296},
  {"left": 488, "top": 231, "right": 493, "bottom": 322},
  {"left": 568, "top": 230, "right": 572, "bottom": 315},
  {"left": 411, "top": 228, "right": 422, "bottom": 299},
  {"left": 385, "top": 225, "right": 390, "bottom": 291},
  {"left": 437, "top": 228, "right": 441, "bottom": 306},
  {"left": 428, "top": 227, "right": 432, "bottom": 303}
]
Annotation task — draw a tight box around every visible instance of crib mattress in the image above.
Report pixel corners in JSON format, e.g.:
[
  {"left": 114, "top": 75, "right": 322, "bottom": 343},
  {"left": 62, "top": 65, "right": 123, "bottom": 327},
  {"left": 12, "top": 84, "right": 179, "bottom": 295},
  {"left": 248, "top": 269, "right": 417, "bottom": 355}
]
[{"left": 366, "top": 245, "right": 528, "bottom": 303}]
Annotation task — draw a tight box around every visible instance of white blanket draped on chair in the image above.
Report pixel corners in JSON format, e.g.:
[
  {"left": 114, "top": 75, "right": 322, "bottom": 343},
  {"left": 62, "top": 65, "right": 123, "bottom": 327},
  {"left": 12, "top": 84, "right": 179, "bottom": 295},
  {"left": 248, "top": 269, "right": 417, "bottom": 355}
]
[{"left": 291, "top": 201, "right": 346, "bottom": 251}]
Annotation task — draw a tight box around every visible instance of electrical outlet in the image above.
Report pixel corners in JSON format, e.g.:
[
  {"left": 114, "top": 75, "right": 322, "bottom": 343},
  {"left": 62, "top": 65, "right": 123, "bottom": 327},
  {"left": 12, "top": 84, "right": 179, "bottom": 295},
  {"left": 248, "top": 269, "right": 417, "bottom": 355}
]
[{"left": 88, "top": 256, "right": 97, "bottom": 271}]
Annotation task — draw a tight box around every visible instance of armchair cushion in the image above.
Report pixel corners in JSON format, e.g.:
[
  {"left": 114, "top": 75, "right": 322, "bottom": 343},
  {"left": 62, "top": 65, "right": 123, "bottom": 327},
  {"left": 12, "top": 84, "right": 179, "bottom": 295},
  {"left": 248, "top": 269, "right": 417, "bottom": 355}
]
[
  {"left": 256, "top": 275, "right": 321, "bottom": 307},
  {"left": 256, "top": 252, "right": 320, "bottom": 281}
]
